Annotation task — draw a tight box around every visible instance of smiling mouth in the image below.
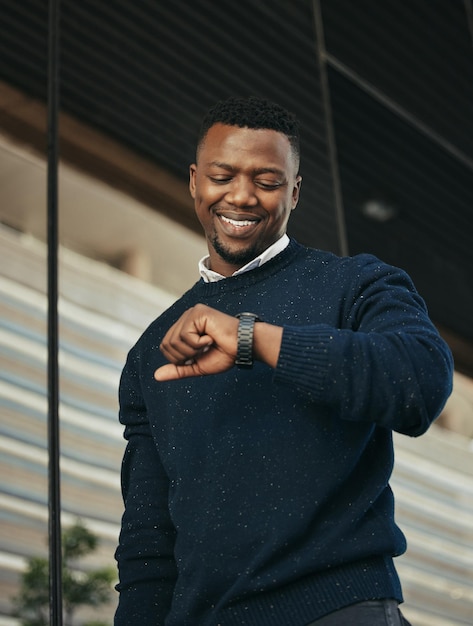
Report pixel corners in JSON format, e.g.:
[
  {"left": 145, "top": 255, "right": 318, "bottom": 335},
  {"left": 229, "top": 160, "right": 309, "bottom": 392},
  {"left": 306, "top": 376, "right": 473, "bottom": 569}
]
[{"left": 219, "top": 215, "right": 259, "bottom": 228}]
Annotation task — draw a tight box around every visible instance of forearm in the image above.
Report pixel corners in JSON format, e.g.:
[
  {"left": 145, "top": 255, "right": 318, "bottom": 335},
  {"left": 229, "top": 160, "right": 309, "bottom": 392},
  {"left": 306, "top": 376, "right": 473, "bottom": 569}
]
[
  {"left": 115, "top": 431, "right": 178, "bottom": 622},
  {"left": 116, "top": 356, "right": 177, "bottom": 623},
  {"left": 274, "top": 323, "right": 453, "bottom": 436}
]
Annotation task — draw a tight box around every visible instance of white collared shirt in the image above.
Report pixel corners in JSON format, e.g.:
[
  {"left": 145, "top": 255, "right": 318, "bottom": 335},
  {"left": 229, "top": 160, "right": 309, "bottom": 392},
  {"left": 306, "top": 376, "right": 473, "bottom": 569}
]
[{"left": 198, "top": 234, "right": 290, "bottom": 283}]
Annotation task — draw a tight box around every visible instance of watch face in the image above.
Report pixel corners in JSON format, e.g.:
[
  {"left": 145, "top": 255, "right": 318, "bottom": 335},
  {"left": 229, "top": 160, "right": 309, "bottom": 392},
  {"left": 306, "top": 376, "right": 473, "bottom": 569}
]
[{"left": 236, "top": 312, "right": 260, "bottom": 321}]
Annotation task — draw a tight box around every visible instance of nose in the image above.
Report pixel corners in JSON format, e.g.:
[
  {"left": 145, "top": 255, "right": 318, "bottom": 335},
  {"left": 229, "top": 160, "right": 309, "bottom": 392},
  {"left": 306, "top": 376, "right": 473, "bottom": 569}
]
[{"left": 225, "top": 178, "right": 257, "bottom": 207}]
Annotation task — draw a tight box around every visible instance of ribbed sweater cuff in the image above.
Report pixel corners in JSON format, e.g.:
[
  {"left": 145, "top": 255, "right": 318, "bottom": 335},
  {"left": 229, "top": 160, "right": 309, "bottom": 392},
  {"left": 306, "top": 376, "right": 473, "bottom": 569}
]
[{"left": 274, "top": 325, "right": 336, "bottom": 401}]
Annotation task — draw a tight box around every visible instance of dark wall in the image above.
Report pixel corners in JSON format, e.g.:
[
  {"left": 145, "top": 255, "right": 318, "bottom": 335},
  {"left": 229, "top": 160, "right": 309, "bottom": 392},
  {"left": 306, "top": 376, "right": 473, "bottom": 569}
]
[{"left": 1, "top": 0, "right": 472, "bottom": 350}]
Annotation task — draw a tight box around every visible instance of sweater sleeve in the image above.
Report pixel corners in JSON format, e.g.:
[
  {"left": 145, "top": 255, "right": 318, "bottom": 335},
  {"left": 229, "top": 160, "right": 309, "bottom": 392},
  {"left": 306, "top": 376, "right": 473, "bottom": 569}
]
[
  {"left": 114, "top": 350, "right": 177, "bottom": 626},
  {"left": 274, "top": 255, "right": 454, "bottom": 436}
]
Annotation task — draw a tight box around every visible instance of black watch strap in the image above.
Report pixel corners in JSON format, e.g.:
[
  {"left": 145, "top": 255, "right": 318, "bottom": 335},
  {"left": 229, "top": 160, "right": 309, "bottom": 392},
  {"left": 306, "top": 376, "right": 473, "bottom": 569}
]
[{"left": 235, "top": 312, "right": 260, "bottom": 368}]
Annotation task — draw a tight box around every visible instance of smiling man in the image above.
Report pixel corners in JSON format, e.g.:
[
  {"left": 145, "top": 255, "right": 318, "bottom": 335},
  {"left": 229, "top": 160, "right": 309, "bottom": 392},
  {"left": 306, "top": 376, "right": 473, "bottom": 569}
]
[
  {"left": 114, "top": 96, "right": 453, "bottom": 626},
  {"left": 190, "top": 120, "right": 301, "bottom": 277}
]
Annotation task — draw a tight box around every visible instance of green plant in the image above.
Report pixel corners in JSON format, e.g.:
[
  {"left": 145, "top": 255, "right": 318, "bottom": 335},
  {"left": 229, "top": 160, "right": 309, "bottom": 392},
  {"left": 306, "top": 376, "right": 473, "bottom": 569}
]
[{"left": 13, "top": 520, "right": 115, "bottom": 626}]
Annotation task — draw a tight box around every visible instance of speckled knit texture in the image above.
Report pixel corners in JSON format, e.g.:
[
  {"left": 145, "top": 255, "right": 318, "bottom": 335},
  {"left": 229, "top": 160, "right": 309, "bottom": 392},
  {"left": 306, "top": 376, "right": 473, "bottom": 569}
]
[{"left": 114, "top": 239, "right": 453, "bottom": 626}]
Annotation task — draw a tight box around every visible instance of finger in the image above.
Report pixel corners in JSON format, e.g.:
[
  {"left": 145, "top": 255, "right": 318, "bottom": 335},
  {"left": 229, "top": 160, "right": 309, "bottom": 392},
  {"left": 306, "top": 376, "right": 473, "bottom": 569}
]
[
  {"left": 160, "top": 335, "right": 213, "bottom": 364},
  {"left": 154, "top": 363, "right": 200, "bottom": 381}
]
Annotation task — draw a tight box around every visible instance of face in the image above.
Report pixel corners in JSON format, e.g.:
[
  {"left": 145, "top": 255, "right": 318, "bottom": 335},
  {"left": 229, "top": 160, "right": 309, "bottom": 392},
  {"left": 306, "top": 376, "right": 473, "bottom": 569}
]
[{"left": 189, "top": 123, "right": 302, "bottom": 277}]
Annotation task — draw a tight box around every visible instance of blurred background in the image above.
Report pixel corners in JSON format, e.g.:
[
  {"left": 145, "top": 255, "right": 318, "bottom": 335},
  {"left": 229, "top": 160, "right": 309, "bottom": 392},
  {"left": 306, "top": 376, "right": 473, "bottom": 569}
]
[{"left": 0, "top": 1, "right": 472, "bottom": 624}]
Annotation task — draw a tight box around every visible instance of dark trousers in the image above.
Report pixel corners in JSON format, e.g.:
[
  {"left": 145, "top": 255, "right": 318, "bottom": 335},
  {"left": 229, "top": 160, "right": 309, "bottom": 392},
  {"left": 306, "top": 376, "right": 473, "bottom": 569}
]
[{"left": 307, "top": 600, "right": 413, "bottom": 625}]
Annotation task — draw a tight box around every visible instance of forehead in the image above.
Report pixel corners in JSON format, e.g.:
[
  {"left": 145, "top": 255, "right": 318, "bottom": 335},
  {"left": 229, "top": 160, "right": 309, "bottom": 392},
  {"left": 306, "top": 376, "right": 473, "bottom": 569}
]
[{"left": 198, "top": 123, "right": 297, "bottom": 171}]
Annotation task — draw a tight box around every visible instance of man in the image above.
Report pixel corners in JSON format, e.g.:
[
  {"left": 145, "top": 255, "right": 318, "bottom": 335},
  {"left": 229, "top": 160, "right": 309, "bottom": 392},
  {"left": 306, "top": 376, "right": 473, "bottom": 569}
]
[{"left": 114, "top": 96, "right": 453, "bottom": 625}]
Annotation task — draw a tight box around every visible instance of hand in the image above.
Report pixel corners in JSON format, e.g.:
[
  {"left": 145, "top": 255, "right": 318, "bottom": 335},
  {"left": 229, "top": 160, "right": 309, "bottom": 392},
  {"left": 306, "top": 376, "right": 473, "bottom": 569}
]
[{"left": 154, "top": 304, "right": 239, "bottom": 381}]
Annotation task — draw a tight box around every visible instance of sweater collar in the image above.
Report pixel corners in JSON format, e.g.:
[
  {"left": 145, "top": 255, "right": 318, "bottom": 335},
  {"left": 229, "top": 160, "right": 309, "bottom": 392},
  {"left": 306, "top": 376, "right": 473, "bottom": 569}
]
[{"left": 198, "top": 235, "right": 290, "bottom": 283}]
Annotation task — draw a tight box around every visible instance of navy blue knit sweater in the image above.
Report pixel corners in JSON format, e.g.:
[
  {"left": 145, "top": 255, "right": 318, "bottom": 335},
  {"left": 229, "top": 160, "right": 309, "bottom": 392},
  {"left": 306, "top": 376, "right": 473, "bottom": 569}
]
[{"left": 115, "top": 239, "right": 453, "bottom": 626}]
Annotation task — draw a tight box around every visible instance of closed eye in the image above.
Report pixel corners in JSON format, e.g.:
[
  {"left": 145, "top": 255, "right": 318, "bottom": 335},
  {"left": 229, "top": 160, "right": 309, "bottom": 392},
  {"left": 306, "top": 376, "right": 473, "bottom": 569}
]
[
  {"left": 256, "top": 180, "right": 284, "bottom": 190},
  {"left": 209, "top": 176, "right": 233, "bottom": 184}
]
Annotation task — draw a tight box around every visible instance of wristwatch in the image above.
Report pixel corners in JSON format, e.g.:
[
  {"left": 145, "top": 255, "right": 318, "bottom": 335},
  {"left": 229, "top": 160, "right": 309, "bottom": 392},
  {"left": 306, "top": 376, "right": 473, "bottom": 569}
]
[{"left": 235, "top": 312, "right": 261, "bottom": 368}]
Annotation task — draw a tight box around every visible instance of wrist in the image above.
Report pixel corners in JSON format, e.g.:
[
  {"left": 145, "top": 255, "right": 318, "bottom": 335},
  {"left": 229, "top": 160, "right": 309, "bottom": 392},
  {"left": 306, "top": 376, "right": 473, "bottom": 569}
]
[
  {"left": 253, "top": 322, "right": 283, "bottom": 369},
  {"left": 235, "top": 312, "right": 260, "bottom": 368}
]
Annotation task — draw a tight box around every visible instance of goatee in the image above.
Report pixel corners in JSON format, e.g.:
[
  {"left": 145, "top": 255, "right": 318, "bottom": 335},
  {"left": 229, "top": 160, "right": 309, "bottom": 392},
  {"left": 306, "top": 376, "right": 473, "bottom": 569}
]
[{"left": 211, "top": 234, "right": 261, "bottom": 267}]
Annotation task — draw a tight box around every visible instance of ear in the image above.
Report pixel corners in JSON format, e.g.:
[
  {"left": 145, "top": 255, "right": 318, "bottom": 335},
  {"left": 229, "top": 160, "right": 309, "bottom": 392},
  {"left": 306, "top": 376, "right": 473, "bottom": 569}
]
[
  {"left": 292, "top": 175, "right": 302, "bottom": 209},
  {"left": 189, "top": 164, "right": 197, "bottom": 198}
]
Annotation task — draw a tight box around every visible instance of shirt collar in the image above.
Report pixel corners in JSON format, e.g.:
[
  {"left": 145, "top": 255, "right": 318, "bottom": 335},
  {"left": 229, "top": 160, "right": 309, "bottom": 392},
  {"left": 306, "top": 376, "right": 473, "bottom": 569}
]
[{"left": 198, "top": 234, "right": 290, "bottom": 283}]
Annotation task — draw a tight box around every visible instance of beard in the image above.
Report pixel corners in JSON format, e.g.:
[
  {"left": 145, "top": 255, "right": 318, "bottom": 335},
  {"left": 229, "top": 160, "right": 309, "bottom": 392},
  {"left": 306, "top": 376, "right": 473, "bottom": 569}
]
[{"left": 210, "top": 232, "right": 262, "bottom": 267}]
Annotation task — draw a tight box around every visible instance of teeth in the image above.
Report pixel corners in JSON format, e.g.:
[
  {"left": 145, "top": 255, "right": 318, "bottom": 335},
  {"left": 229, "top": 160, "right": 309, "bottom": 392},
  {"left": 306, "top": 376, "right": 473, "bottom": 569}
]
[{"left": 220, "top": 215, "right": 256, "bottom": 227}]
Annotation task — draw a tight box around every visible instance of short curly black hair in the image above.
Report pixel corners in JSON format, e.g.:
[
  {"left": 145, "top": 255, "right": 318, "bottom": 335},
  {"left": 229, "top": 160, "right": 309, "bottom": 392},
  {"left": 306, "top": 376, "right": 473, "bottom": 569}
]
[{"left": 196, "top": 95, "right": 300, "bottom": 166}]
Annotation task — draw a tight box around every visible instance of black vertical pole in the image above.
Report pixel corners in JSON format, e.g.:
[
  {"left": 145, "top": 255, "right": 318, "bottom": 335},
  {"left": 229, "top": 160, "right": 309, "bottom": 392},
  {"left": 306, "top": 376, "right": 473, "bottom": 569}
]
[
  {"left": 47, "top": 0, "right": 63, "bottom": 624},
  {"left": 311, "top": 0, "right": 349, "bottom": 257}
]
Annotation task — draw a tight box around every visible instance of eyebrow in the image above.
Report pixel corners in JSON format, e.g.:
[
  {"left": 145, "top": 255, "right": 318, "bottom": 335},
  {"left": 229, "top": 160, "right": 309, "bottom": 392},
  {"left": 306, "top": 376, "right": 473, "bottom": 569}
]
[
  {"left": 206, "top": 160, "right": 233, "bottom": 170},
  {"left": 207, "top": 161, "right": 285, "bottom": 177}
]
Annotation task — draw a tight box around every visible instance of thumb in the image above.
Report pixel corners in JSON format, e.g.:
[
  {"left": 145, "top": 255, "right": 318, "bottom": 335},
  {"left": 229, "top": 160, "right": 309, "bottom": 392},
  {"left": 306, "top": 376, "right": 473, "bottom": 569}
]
[{"left": 154, "top": 363, "right": 199, "bottom": 382}]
